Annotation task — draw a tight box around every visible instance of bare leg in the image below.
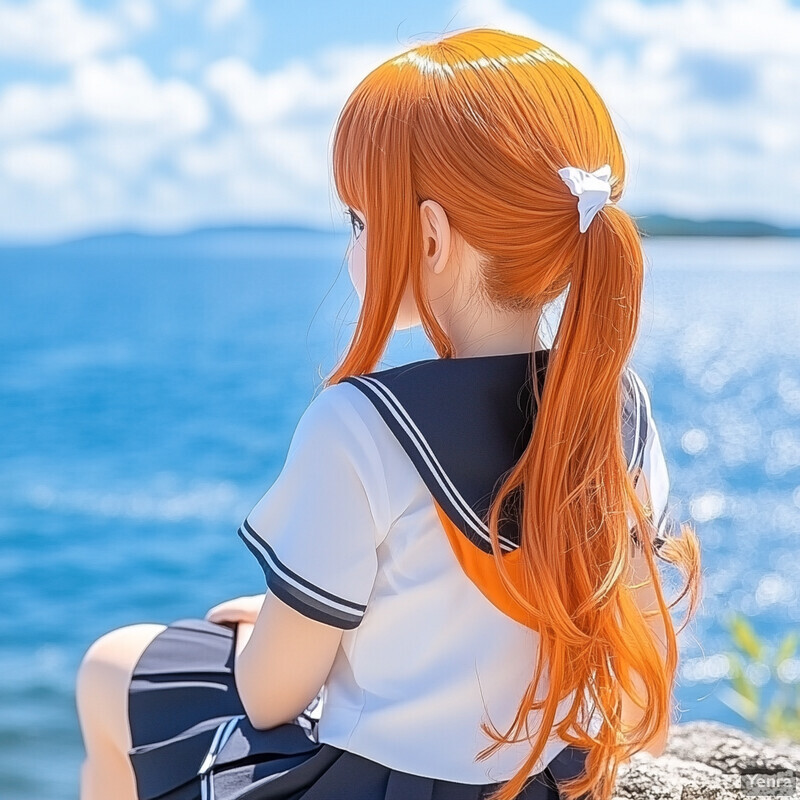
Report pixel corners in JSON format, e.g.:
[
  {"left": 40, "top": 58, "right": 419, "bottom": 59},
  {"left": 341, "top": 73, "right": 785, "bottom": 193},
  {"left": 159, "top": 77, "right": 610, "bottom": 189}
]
[
  {"left": 76, "top": 623, "right": 166, "bottom": 800},
  {"left": 235, "top": 621, "right": 254, "bottom": 659}
]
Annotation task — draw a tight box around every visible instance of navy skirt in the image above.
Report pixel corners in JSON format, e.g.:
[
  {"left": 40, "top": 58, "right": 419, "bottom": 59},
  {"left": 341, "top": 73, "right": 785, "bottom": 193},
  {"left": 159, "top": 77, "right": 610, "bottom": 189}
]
[{"left": 128, "top": 618, "right": 592, "bottom": 800}]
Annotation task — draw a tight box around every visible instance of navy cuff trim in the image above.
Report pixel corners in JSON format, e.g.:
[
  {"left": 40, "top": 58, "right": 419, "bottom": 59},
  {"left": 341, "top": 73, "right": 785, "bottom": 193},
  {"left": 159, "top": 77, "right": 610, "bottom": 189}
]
[{"left": 238, "top": 519, "right": 366, "bottom": 630}]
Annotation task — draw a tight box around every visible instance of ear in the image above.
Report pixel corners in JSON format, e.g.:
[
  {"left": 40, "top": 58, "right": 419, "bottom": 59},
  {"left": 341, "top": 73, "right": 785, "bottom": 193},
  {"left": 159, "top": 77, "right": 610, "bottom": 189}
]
[{"left": 419, "top": 199, "right": 451, "bottom": 276}]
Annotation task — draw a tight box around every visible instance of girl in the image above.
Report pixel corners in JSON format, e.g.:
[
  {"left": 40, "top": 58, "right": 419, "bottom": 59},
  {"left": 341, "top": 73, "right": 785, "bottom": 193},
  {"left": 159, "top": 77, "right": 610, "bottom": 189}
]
[{"left": 76, "top": 27, "right": 702, "bottom": 800}]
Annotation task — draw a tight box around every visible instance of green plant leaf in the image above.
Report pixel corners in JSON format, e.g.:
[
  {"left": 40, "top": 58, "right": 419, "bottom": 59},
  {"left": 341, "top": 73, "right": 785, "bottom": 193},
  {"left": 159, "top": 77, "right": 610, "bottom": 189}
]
[
  {"left": 731, "top": 670, "right": 759, "bottom": 706},
  {"left": 775, "top": 631, "right": 799, "bottom": 667},
  {"left": 729, "top": 615, "right": 764, "bottom": 660}
]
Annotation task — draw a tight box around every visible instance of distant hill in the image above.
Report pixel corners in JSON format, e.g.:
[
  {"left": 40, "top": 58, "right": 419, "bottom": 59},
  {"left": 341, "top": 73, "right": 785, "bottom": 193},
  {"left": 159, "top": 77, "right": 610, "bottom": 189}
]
[
  {"left": 634, "top": 214, "right": 800, "bottom": 238},
  {"left": 1, "top": 215, "right": 799, "bottom": 249}
]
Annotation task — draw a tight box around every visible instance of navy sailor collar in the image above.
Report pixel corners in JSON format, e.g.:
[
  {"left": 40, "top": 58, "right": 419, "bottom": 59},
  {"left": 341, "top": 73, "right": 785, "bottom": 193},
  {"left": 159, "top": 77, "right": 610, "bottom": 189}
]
[{"left": 342, "top": 349, "right": 649, "bottom": 555}]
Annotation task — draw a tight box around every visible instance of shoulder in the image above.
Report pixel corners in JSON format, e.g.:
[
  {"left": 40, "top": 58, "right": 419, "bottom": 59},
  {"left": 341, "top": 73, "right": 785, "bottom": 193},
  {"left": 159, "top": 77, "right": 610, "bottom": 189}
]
[
  {"left": 294, "top": 381, "right": 394, "bottom": 503},
  {"left": 621, "top": 364, "right": 657, "bottom": 474},
  {"left": 623, "top": 365, "right": 654, "bottom": 416},
  {"left": 622, "top": 363, "right": 651, "bottom": 408},
  {"left": 299, "top": 380, "right": 393, "bottom": 454}
]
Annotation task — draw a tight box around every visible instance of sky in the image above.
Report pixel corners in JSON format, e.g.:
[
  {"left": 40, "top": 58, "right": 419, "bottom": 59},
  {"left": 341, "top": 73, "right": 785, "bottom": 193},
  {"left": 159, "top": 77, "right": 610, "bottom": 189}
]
[{"left": 0, "top": 0, "right": 799, "bottom": 244}]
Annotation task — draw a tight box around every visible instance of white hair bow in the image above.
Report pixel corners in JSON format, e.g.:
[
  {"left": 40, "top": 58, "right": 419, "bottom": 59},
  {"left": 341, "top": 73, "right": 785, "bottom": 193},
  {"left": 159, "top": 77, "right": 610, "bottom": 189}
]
[{"left": 557, "top": 163, "right": 614, "bottom": 233}]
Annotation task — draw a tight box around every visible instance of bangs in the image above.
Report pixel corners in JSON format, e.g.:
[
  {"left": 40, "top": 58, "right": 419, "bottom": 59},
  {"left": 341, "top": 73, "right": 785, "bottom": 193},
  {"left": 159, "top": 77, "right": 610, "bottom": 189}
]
[{"left": 332, "top": 86, "right": 379, "bottom": 217}]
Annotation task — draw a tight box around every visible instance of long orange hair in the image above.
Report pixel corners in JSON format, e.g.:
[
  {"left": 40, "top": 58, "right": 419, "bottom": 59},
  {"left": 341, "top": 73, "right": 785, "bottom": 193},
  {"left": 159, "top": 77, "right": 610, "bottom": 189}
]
[{"left": 325, "top": 28, "right": 701, "bottom": 800}]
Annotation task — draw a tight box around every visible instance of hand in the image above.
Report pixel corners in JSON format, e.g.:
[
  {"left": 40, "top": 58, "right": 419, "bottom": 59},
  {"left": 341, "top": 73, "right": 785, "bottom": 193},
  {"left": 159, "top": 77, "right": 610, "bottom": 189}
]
[{"left": 205, "top": 593, "right": 266, "bottom": 626}]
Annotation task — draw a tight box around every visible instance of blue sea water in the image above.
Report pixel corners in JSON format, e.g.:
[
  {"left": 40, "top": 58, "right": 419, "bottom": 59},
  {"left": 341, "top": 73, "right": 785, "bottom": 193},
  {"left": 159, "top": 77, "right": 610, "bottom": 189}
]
[{"left": 1, "top": 231, "right": 799, "bottom": 800}]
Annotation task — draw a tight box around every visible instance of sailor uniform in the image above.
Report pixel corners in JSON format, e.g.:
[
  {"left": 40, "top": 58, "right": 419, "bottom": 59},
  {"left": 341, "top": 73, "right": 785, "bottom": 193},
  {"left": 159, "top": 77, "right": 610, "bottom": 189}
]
[{"left": 127, "top": 349, "right": 676, "bottom": 800}]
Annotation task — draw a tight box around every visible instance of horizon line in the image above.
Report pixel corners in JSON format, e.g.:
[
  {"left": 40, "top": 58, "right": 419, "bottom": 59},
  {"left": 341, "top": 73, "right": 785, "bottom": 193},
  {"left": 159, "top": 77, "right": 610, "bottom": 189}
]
[{"left": 0, "top": 212, "right": 798, "bottom": 249}]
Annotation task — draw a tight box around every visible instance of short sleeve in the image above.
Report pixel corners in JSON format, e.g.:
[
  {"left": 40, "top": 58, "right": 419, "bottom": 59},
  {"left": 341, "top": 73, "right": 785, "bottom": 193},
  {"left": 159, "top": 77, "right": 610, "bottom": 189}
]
[
  {"left": 237, "top": 383, "right": 390, "bottom": 629},
  {"left": 622, "top": 367, "right": 679, "bottom": 560}
]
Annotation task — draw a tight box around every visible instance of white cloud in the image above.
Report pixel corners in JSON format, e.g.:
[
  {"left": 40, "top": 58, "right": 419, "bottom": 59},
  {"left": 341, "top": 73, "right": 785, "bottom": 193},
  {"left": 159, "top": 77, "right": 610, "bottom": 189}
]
[
  {"left": 0, "top": 83, "right": 74, "bottom": 139},
  {"left": 203, "top": 45, "right": 393, "bottom": 126},
  {"left": 72, "top": 57, "right": 209, "bottom": 134},
  {"left": 0, "top": 0, "right": 798, "bottom": 241},
  {"left": 204, "top": 57, "right": 295, "bottom": 125},
  {"left": 589, "top": 0, "right": 800, "bottom": 224},
  {"left": 205, "top": 0, "right": 248, "bottom": 28},
  {"left": 165, "top": 0, "right": 200, "bottom": 11},
  {"left": 0, "top": 57, "right": 209, "bottom": 140},
  {"left": 0, "top": 35, "right": 402, "bottom": 240},
  {"left": 170, "top": 47, "right": 203, "bottom": 74},
  {"left": 0, "top": 0, "right": 124, "bottom": 65},
  {"left": 1, "top": 142, "right": 77, "bottom": 189},
  {"left": 586, "top": 0, "right": 800, "bottom": 59},
  {"left": 86, "top": 131, "right": 180, "bottom": 177},
  {"left": 117, "top": 0, "right": 157, "bottom": 31}
]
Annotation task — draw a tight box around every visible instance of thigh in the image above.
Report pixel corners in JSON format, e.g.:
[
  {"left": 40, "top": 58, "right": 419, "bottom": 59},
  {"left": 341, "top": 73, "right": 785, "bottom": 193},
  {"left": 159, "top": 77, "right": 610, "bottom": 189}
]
[
  {"left": 77, "top": 623, "right": 167, "bottom": 752},
  {"left": 234, "top": 620, "right": 254, "bottom": 659}
]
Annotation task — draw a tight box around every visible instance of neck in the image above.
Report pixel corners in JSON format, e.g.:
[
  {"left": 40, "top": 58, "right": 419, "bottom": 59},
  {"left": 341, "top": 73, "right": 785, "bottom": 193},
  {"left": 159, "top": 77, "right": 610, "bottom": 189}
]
[{"left": 448, "top": 311, "right": 546, "bottom": 359}]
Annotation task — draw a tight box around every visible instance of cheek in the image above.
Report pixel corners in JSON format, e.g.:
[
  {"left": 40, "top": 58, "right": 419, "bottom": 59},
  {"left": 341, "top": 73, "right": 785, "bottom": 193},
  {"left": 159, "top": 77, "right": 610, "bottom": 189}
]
[{"left": 348, "top": 238, "right": 367, "bottom": 301}]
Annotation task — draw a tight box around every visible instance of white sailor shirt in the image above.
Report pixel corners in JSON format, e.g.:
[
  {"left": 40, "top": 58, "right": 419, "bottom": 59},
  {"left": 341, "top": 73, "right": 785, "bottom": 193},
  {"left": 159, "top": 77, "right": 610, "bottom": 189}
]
[{"left": 238, "top": 349, "right": 676, "bottom": 784}]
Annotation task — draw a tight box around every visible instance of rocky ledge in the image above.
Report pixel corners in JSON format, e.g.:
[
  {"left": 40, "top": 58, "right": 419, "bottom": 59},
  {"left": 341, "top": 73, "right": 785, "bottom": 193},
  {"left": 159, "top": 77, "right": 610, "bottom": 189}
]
[{"left": 614, "top": 720, "right": 800, "bottom": 799}]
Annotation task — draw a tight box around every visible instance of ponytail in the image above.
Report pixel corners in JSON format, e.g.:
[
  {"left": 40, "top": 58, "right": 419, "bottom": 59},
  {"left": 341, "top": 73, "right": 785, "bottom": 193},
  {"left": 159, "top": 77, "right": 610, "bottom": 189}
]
[{"left": 479, "top": 206, "right": 702, "bottom": 800}]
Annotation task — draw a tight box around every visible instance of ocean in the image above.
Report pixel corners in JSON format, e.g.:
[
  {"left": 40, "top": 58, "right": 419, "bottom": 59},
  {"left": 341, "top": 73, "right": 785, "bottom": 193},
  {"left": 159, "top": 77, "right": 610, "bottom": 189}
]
[{"left": 1, "top": 231, "right": 798, "bottom": 799}]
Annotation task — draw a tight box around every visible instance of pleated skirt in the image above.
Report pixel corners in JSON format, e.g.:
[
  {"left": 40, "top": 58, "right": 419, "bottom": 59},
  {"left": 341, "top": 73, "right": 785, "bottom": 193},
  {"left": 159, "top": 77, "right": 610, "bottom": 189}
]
[{"left": 127, "top": 618, "right": 592, "bottom": 800}]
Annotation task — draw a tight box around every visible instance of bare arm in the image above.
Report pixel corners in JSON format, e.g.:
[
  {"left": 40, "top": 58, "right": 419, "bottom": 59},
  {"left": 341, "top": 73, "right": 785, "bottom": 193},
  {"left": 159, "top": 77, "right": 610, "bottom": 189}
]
[
  {"left": 234, "top": 591, "right": 344, "bottom": 730},
  {"left": 207, "top": 592, "right": 344, "bottom": 729}
]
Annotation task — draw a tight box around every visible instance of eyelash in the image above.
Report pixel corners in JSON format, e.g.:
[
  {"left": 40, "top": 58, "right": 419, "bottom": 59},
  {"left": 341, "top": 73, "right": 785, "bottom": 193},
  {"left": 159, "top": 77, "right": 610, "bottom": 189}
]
[{"left": 345, "top": 209, "right": 364, "bottom": 239}]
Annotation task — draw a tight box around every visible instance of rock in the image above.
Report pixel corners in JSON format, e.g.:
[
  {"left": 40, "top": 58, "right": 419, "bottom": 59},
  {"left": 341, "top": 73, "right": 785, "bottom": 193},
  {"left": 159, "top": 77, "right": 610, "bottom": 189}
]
[{"left": 612, "top": 720, "right": 800, "bottom": 800}]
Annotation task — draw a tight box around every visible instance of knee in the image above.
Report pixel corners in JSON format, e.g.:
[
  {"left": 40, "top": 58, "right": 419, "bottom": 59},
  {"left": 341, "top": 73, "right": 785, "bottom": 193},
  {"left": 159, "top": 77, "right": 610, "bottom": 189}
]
[{"left": 77, "top": 624, "right": 165, "bottom": 745}]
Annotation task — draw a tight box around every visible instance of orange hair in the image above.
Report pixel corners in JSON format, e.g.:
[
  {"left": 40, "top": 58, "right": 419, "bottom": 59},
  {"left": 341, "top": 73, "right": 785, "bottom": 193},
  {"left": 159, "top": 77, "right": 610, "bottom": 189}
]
[{"left": 325, "top": 28, "right": 702, "bottom": 800}]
